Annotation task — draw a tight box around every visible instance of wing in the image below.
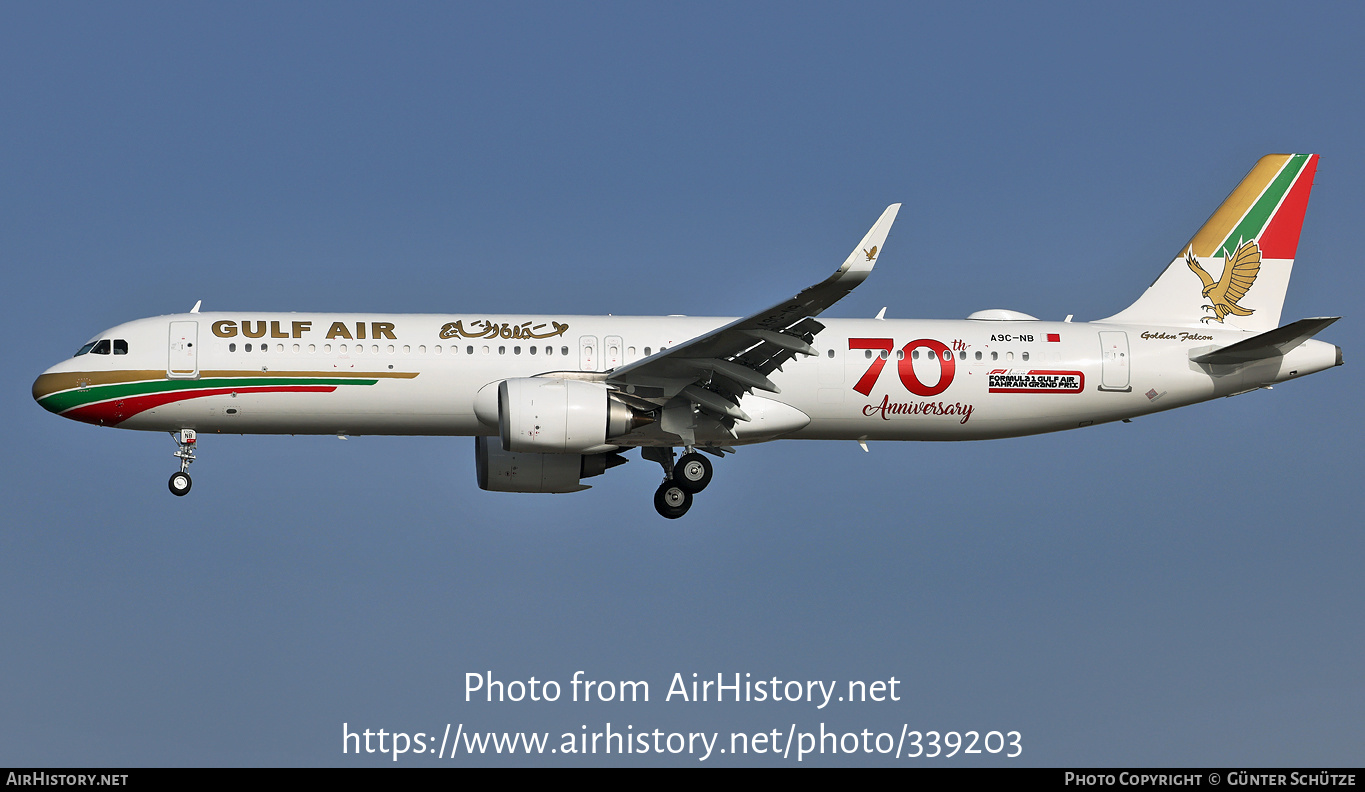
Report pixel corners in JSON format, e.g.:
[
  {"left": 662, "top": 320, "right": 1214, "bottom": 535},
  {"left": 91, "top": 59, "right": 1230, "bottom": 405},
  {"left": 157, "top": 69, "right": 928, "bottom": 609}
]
[
  {"left": 605, "top": 204, "right": 900, "bottom": 431},
  {"left": 1217, "top": 239, "right": 1262, "bottom": 306}
]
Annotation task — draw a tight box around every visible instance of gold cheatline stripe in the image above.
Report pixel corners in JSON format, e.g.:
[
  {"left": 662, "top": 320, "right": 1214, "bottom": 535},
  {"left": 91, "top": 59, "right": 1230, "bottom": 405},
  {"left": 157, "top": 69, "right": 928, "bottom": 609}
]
[
  {"left": 199, "top": 369, "right": 419, "bottom": 379},
  {"left": 35, "top": 369, "right": 418, "bottom": 395},
  {"left": 1186, "top": 154, "right": 1291, "bottom": 258}
]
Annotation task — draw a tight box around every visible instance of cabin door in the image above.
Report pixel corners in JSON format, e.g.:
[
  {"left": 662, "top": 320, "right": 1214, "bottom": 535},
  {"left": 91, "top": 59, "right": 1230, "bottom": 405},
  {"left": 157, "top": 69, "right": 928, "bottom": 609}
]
[{"left": 168, "top": 321, "right": 199, "bottom": 379}]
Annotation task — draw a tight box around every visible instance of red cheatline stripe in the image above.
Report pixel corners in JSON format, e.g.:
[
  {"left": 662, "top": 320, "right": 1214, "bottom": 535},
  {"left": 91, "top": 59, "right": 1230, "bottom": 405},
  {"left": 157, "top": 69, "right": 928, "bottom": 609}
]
[
  {"left": 64, "top": 385, "right": 337, "bottom": 426},
  {"left": 1258, "top": 154, "right": 1318, "bottom": 259}
]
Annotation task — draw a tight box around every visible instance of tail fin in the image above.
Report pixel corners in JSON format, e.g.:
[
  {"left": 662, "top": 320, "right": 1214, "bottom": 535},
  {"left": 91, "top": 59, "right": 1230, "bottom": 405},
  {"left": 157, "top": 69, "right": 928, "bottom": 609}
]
[{"left": 1101, "top": 154, "right": 1319, "bottom": 333}]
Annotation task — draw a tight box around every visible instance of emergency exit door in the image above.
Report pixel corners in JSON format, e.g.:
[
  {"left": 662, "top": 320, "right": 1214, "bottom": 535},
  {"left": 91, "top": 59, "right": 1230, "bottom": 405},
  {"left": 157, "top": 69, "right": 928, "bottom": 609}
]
[{"left": 579, "top": 335, "right": 598, "bottom": 372}]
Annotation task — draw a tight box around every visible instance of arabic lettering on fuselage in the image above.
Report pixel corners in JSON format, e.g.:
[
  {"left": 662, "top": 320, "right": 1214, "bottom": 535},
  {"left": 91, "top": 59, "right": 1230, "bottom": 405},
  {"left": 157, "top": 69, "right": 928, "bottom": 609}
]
[{"left": 439, "top": 320, "right": 570, "bottom": 341}]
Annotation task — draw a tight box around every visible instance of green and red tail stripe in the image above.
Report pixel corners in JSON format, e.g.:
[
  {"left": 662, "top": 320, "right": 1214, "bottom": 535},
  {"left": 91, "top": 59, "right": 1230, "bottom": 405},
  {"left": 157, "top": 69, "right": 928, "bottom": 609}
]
[{"left": 1188, "top": 153, "right": 1318, "bottom": 259}]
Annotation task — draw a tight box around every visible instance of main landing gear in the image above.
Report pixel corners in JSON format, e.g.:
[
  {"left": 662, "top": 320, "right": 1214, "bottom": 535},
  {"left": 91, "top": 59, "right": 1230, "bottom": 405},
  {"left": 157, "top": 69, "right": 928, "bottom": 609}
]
[
  {"left": 645, "top": 447, "right": 715, "bottom": 519},
  {"left": 168, "top": 429, "right": 196, "bottom": 496}
]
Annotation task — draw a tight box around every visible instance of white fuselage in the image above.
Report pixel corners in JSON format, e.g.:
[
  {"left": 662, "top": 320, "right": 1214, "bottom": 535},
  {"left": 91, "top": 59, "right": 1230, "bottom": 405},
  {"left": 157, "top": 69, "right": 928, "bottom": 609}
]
[{"left": 34, "top": 312, "right": 1340, "bottom": 443}]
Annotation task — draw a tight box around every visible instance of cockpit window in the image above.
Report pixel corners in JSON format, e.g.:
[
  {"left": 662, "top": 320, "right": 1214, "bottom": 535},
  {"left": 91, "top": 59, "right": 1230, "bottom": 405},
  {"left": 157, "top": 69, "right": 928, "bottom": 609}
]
[
  {"left": 91, "top": 340, "right": 112, "bottom": 355},
  {"left": 74, "top": 342, "right": 97, "bottom": 357},
  {"left": 113, "top": 339, "right": 128, "bottom": 355}
]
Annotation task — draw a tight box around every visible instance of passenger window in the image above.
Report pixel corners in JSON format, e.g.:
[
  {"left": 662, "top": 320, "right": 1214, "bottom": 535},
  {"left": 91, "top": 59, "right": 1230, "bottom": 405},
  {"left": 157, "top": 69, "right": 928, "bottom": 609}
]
[
  {"left": 467, "top": 346, "right": 474, "bottom": 355},
  {"left": 974, "top": 351, "right": 982, "bottom": 361},
  {"left": 91, "top": 340, "right": 111, "bottom": 355},
  {"left": 561, "top": 346, "right": 569, "bottom": 356},
  {"left": 499, "top": 346, "right": 506, "bottom": 355},
  {"left": 912, "top": 349, "right": 920, "bottom": 360},
  {"left": 1022, "top": 351, "right": 1030, "bottom": 361},
  {"left": 245, "top": 343, "right": 253, "bottom": 352},
  {"left": 644, "top": 347, "right": 652, "bottom": 356},
  {"left": 74, "top": 342, "right": 97, "bottom": 357},
  {"left": 991, "top": 351, "right": 998, "bottom": 361},
  {"left": 514, "top": 346, "right": 521, "bottom": 355},
  {"left": 1006, "top": 352, "right": 1014, "bottom": 361},
  {"left": 229, "top": 343, "right": 237, "bottom": 352},
  {"left": 113, "top": 339, "right": 128, "bottom": 355},
  {"left": 826, "top": 349, "right": 834, "bottom": 358},
  {"left": 865, "top": 350, "right": 872, "bottom": 359},
  {"left": 958, "top": 350, "right": 966, "bottom": 360},
  {"left": 879, "top": 350, "right": 888, "bottom": 360},
  {"left": 529, "top": 346, "right": 537, "bottom": 355}
]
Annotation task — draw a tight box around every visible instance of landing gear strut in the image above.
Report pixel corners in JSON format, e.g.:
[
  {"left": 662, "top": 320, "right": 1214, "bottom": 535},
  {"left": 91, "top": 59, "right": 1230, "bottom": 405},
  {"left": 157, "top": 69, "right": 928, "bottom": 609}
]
[
  {"left": 644, "top": 446, "right": 717, "bottom": 518},
  {"left": 168, "top": 429, "right": 196, "bottom": 497}
]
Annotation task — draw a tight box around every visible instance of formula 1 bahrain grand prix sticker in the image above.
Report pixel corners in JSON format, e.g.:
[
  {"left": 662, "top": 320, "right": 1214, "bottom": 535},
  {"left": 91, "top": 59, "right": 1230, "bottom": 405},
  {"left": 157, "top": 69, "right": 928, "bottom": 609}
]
[{"left": 987, "top": 369, "right": 1085, "bottom": 394}]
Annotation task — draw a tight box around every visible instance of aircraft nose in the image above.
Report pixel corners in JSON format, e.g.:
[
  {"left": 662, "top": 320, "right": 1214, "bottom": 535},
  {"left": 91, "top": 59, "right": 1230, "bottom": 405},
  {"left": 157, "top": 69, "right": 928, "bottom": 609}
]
[{"left": 33, "top": 367, "right": 66, "bottom": 415}]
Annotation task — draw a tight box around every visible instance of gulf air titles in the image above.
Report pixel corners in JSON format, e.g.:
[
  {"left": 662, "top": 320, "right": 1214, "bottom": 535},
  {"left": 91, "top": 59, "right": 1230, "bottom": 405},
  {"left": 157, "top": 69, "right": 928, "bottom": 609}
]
[{"left": 33, "top": 154, "right": 1342, "bottom": 517}]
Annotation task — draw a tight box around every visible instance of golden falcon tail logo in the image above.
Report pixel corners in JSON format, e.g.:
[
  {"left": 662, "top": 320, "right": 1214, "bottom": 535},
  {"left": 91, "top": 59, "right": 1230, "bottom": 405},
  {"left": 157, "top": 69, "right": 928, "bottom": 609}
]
[
  {"left": 863, "top": 245, "right": 878, "bottom": 262},
  {"left": 1185, "top": 240, "right": 1261, "bottom": 324}
]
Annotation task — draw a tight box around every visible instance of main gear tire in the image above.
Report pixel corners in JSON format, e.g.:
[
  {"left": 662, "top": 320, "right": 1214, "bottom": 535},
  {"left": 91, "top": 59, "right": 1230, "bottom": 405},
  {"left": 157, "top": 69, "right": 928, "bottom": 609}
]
[
  {"left": 654, "top": 481, "right": 693, "bottom": 519},
  {"left": 673, "top": 452, "right": 713, "bottom": 494}
]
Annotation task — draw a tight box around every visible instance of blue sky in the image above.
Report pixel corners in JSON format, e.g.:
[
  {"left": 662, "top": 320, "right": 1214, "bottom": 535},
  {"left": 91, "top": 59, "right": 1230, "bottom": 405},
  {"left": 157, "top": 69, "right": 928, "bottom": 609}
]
[{"left": 2, "top": 2, "right": 1361, "bottom": 766}]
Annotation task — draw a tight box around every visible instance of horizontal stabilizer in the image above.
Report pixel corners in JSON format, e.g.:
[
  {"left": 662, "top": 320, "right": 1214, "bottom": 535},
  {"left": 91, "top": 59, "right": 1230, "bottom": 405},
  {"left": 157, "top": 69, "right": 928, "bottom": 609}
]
[{"left": 1191, "top": 317, "right": 1339, "bottom": 365}]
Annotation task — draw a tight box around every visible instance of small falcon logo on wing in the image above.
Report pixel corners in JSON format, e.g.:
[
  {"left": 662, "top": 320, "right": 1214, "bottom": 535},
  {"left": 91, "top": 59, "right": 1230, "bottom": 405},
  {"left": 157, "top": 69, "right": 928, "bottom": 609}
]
[
  {"left": 1185, "top": 240, "right": 1261, "bottom": 324},
  {"left": 863, "top": 245, "right": 878, "bottom": 262}
]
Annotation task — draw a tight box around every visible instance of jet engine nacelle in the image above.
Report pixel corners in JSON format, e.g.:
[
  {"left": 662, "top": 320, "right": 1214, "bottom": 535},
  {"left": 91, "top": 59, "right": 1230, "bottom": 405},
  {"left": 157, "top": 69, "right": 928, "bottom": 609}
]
[
  {"left": 475, "top": 436, "right": 628, "bottom": 494},
  {"left": 495, "top": 377, "right": 647, "bottom": 454}
]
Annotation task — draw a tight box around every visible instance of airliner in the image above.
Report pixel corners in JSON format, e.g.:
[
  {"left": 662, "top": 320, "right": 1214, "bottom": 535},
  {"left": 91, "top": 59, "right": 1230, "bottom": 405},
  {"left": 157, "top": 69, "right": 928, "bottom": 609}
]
[{"left": 33, "top": 154, "right": 1342, "bottom": 518}]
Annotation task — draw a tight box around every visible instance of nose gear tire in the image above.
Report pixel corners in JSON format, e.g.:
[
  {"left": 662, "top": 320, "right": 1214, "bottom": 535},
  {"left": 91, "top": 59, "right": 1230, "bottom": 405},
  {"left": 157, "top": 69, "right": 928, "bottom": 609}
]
[{"left": 168, "top": 472, "right": 192, "bottom": 496}]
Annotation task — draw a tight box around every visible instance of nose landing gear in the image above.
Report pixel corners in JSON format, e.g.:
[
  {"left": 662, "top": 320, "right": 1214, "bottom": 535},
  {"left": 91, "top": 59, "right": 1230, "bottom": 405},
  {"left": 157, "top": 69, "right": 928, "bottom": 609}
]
[
  {"left": 168, "top": 429, "right": 196, "bottom": 497},
  {"left": 644, "top": 446, "right": 718, "bottom": 519}
]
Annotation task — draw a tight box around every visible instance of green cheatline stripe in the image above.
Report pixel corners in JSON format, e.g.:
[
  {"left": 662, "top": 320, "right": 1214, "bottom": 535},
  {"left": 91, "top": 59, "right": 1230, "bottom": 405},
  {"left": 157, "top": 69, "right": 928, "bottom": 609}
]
[
  {"left": 1218, "top": 154, "right": 1309, "bottom": 257},
  {"left": 40, "top": 377, "right": 378, "bottom": 413}
]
